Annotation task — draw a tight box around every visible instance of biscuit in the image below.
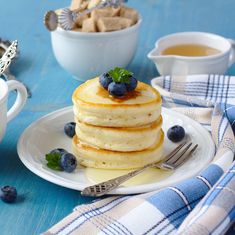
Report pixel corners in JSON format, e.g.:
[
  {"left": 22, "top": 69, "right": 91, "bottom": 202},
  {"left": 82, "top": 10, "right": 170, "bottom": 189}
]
[
  {"left": 120, "top": 6, "right": 139, "bottom": 24},
  {"left": 97, "top": 17, "right": 132, "bottom": 32},
  {"left": 82, "top": 18, "right": 97, "bottom": 32}
]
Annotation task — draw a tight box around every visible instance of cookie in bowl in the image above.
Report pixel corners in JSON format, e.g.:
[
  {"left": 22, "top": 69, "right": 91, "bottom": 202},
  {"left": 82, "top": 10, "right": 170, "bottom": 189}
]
[{"left": 47, "top": 0, "right": 142, "bottom": 80}]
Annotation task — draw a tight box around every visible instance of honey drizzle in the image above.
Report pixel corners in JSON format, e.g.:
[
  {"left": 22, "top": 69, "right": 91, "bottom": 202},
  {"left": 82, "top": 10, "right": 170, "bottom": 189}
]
[{"left": 96, "top": 86, "right": 141, "bottom": 103}]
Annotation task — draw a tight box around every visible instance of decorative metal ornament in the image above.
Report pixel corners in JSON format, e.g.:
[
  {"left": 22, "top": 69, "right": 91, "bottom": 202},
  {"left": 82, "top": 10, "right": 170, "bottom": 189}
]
[
  {"left": 0, "top": 40, "right": 18, "bottom": 75},
  {"left": 44, "top": 11, "right": 58, "bottom": 31}
]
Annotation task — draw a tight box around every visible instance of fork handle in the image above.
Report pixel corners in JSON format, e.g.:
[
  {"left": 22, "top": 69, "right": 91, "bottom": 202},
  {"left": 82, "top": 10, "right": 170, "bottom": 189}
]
[{"left": 81, "top": 162, "right": 160, "bottom": 197}]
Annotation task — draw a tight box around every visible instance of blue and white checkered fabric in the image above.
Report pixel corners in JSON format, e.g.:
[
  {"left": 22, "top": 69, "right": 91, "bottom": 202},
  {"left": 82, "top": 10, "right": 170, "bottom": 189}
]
[{"left": 45, "top": 74, "right": 235, "bottom": 235}]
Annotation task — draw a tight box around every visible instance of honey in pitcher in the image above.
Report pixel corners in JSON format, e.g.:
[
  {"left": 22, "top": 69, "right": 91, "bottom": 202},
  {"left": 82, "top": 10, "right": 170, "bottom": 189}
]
[{"left": 161, "top": 44, "right": 221, "bottom": 57}]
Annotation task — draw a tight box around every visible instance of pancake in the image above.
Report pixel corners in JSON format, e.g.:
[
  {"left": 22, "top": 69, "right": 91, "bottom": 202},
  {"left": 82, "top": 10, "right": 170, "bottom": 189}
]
[
  {"left": 72, "top": 130, "right": 164, "bottom": 169},
  {"left": 72, "top": 77, "right": 161, "bottom": 127},
  {"left": 75, "top": 116, "right": 163, "bottom": 152}
]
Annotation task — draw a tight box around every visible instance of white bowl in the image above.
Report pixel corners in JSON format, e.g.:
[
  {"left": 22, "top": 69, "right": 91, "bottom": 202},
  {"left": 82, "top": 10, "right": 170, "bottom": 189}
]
[{"left": 50, "top": 18, "right": 142, "bottom": 81}]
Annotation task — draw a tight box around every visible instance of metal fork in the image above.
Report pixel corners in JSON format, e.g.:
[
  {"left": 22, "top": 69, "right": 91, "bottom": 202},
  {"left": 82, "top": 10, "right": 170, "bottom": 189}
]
[{"left": 81, "top": 142, "right": 198, "bottom": 197}]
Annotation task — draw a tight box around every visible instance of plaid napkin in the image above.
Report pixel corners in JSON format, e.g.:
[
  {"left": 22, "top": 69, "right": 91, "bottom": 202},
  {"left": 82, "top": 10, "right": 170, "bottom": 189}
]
[{"left": 44, "top": 74, "right": 235, "bottom": 235}]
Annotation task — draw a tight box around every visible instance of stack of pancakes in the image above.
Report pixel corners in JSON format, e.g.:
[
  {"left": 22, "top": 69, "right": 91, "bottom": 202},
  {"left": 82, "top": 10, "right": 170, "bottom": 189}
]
[{"left": 72, "top": 77, "right": 164, "bottom": 169}]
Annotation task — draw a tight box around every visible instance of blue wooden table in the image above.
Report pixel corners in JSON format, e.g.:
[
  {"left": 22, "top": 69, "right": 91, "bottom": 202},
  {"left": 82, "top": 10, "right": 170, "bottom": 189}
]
[{"left": 1, "top": 0, "right": 235, "bottom": 234}]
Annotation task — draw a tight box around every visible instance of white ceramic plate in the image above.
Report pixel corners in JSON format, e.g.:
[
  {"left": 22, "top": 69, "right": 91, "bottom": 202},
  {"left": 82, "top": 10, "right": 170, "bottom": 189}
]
[{"left": 17, "top": 106, "right": 215, "bottom": 195}]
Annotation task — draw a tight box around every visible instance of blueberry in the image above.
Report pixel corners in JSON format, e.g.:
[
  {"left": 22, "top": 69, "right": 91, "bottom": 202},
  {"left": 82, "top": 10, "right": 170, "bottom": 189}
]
[
  {"left": 167, "top": 125, "right": 185, "bottom": 143},
  {"left": 64, "top": 122, "right": 76, "bottom": 138},
  {"left": 0, "top": 186, "right": 17, "bottom": 203},
  {"left": 50, "top": 148, "right": 68, "bottom": 156},
  {"left": 108, "top": 82, "right": 127, "bottom": 97},
  {"left": 60, "top": 153, "right": 77, "bottom": 173},
  {"left": 99, "top": 73, "right": 112, "bottom": 90},
  {"left": 125, "top": 76, "right": 137, "bottom": 91}
]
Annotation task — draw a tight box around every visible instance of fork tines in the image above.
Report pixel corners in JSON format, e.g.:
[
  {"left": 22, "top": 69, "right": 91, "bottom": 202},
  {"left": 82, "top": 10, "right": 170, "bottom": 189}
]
[
  {"left": 161, "top": 142, "right": 198, "bottom": 170},
  {"left": 81, "top": 142, "right": 198, "bottom": 197}
]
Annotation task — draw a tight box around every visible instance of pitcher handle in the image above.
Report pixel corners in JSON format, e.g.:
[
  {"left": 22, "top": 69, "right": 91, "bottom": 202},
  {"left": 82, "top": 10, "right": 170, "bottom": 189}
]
[
  {"left": 6, "top": 80, "right": 27, "bottom": 122},
  {"left": 227, "top": 38, "right": 235, "bottom": 67}
]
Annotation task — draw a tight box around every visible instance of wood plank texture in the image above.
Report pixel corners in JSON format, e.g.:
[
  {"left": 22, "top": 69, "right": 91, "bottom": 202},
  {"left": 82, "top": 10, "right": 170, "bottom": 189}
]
[{"left": 0, "top": 0, "right": 235, "bottom": 234}]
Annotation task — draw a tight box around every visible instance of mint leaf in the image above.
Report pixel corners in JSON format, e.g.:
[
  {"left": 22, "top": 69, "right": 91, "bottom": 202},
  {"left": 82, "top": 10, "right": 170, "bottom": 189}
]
[
  {"left": 108, "top": 67, "right": 121, "bottom": 81},
  {"left": 108, "top": 67, "right": 133, "bottom": 84},
  {"left": 46, "top": 153, "right": 59, "bottom": 162},
  {"left": 121, "top": 76, "right": 131, "bottom": 84},
  {"left": 45, "top": 153, "right": 62, "bottom": 171},
  {"left": 47, "top": 162, "right": 62, "bottom": 171}
]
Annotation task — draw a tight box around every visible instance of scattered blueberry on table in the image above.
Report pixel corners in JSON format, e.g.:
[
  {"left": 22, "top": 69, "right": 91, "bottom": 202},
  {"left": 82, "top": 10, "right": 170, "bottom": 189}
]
[
  {"left": 99, "top": 67, "right": 137, "bottom": 97},
  {"left": 64, "top": 122, "right": 76, "bottom": 138},
  {"left": 0, "top": 186, "right": 17, "bottom": 203},
  {"left": 167, "top": 125, "right": 185, "bottom": 142}
]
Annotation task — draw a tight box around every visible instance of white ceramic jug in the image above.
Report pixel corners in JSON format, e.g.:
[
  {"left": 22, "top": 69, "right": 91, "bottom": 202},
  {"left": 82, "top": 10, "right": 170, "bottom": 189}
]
[
  {"left": 148, "top": 32, "right": 235, "bottom": 75},
  {"left": 0, "top": 79, "right": 27, "bottom": 142}
]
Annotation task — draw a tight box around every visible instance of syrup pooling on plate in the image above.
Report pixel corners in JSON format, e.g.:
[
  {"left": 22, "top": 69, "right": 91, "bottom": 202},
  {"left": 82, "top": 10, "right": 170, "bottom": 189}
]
[
  {"left": 161, "top": 44, "right": 221, "bottom": 57},
  {"left": 86, "top": 168, "right": 172, "bottom": 187}
]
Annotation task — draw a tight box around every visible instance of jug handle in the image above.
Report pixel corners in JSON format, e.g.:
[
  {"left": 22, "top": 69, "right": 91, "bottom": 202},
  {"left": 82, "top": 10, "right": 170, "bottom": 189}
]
[
  {"left": 227, "top": 39, "right": 235, "bottom": 67},
  {"left": 6, "top": 80, "right": 27, "bottom": 122}
]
